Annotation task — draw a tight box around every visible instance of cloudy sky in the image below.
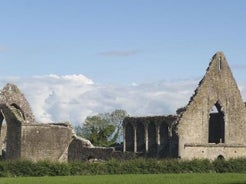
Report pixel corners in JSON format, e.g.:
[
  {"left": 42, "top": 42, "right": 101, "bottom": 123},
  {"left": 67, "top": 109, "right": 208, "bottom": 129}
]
[{"left": 1, "top": 1, "right": 246, "bottom": 126}]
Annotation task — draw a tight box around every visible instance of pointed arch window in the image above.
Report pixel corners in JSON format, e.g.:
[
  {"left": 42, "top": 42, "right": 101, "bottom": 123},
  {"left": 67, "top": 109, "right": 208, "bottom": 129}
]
[{"left": 208, "top": 102, "right": 225, "bottom": 143}]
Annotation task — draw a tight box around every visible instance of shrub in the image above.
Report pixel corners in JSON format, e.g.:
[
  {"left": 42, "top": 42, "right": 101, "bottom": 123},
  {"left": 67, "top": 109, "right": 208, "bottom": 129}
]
[
  {"left": 6, "top": 160, "right": 35, "bottom": 176},
  {"left": 213, "top": 158, "right": 246, "bottom": 173},
  {"left": 0, "top": 161, "right": 9, "bottom": 177},
  {"left": 0, "top": 158, "right": 246, "bottom": 177}
]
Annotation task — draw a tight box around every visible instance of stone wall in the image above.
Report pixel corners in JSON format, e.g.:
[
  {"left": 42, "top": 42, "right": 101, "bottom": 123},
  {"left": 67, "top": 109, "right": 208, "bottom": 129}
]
[
  {"left": 68, "top": 137, "right": 136, "bottom": 161},
  {"left": 21, "top": 123, "right": 73, "bottom": 162},
  {"left": 123, "top": 116, "right": 178, "bottom": 158},
  {"left": 2, "top": 52, "right": 246, "bottom": 162},
  {"left": 177, "top": 52, "right": 246, "bottom": 159},
  {"left": 0, "top": 83, "right": 120, "bottom": 162},
  {"left": 68, "top": 138, "right": 115, "bottom": 161},
  {"left": 0, "top": 83, "right": 36, "bottom": 160},
  {"left": 183, "top": 144, "right": 246, "bottom": 160}
]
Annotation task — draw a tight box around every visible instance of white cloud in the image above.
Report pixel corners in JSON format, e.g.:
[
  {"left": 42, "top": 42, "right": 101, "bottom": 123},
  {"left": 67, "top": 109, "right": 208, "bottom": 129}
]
[{"left": 6, "top": 74, "right": 246, "bottom": 126}]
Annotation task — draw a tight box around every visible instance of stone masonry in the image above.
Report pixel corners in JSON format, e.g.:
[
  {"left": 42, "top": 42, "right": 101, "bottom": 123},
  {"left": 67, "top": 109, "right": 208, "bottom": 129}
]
[
  {"left": 123, "top": 52, "right": 246, "bottom": 160},
  {"left": 123, "top": 116, "right": 178, "bottom": 158},
  {"left": 0, "top": 83, "right": 113, "bottom": 162},
  {"left": 1, "top": 52, "right": 246, "bottom": 161},
  {"left": 177, "top": 52, "right": 246, "bottom": 160}
]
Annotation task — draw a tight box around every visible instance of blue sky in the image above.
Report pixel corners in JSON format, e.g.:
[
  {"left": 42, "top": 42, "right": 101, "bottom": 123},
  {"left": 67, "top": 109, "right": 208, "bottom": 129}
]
[
  {"left": 1, "top": 0, "right": 246, "bottom": 83},
  {"left": 1, "top": 1, "right": 246, "bottom": 124}
]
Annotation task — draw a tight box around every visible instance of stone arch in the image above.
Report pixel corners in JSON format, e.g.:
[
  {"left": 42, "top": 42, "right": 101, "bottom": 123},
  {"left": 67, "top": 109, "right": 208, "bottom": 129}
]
[
  {"left": 217, "top": 155, "right": 225, "bottom": 160},
  {"left": 0, "top": 104, "right": 23, "bottom": 160},
  {"left": 208, "top": 102, "right": 225, "bottom": 144},
  {"left": 125, "top": 122, "right": 134, "bottom": 152},
  {"left": 1, "top": 83, "right": 35, "bottom": 124},
  {"left": 10, "top": 103, "right": 26, "bottom": 120}
]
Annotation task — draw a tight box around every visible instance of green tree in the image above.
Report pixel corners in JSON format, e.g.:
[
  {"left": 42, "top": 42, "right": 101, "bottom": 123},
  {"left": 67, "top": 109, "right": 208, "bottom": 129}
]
[
  {"left": 75, "top": 109, "right": 128, "bottom": 146},
  {"left": 110, "top": 109, "right": 128, "bottom": 142}
]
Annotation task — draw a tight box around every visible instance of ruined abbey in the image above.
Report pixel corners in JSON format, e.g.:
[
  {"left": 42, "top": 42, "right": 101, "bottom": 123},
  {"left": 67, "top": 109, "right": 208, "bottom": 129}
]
[
  {"left": 1, "top": 52, "right": 246, "bottom": 161},
  {"left": 123, "top": 52, "right": 246, "bottom": 160}
]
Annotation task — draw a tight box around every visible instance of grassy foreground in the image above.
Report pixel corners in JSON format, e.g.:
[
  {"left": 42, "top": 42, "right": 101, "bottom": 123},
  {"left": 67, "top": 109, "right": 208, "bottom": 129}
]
[{"left": 0, "top": 174, "right": 246, "bottom": 184}]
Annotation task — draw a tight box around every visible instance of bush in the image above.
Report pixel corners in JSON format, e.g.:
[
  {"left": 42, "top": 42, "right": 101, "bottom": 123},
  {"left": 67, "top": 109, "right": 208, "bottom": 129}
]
[
  {"left": 180, "top": 159, "right": 213, "bottom": 173},
  {"left": 0, "top": 161, "right": 9, "bottom": 177},
  {"left": 213, "top": 158, "right": 246, "bottom": 173},
  {"left": 5, "top": 160, "right": 35, "bottom": 176},
  {"left": 0, "top": 158, "right": 246, "bottom": 177}
]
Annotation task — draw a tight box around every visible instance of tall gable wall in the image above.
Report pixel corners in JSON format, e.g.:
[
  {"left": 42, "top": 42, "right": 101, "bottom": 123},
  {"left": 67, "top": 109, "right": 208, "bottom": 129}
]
[{"left": 177, "top": 52, "right": 246, "bottom": 159}]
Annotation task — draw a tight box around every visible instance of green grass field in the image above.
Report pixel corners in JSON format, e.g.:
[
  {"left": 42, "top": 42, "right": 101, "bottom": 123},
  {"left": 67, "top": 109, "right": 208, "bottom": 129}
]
[{"left": 0, "top": 174, "right": 246, "bottom": 184}]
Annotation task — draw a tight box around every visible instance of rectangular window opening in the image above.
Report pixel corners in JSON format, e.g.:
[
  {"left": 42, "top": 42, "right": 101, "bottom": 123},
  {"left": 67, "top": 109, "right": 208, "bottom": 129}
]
[{"left": 218, "top": 57, "right": 222, "bottom": 70}]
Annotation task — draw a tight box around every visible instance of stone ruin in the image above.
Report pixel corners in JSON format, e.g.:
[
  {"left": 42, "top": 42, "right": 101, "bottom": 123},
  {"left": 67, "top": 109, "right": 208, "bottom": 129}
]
[
  {"left": 0, "top": 84, "right": 123, "bottom": 162},
  {"left": 1, "top": 52, "right": 246, "bottom": 161},
  {"left": 123, "top": 52, "right": 246, "bottom": 160},
  {"left": 123, "top": 116, "right": 178, "bottom": 158}
]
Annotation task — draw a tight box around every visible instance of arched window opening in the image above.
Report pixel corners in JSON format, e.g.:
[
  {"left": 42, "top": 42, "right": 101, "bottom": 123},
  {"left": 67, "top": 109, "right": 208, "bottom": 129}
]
[
  {"left": 0, "top": 106, "right": 22, "bottom": 160},
  {"left": 159, "top": 123, "right": 169, "bottom": 157},
  {"left": 10, "top": 103, "right": 25, "bottom": 120},
  {"left": 136, "top": 123, "right": 145, "bottom": 153},
  {"left": 125, "top": 123, "right": 134, "bottom": 152},
  {"left": 209, "top": 102, "right": 225, "bottom": 144},
  {"left": 148, "top": 122, "right": 157, "bottom": 156}
]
